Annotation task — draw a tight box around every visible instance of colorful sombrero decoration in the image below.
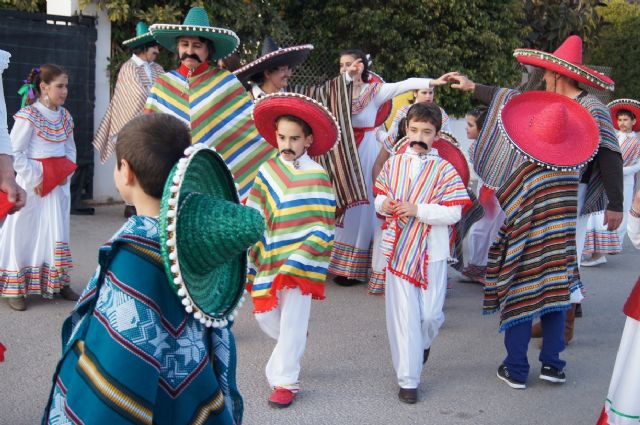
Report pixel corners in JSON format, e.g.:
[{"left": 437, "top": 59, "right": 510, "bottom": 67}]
[
  {"left": 149, "top": 7, "right": 239, "bottom": 60},
  {"left": 233, "top": 36, "right": 313, "bottom": 85},
  {"left": 252, "top": 92, "right": 340, "bottom": 157},
  {"left": 123, "top": 21, "right": 156, "bottom": 48},
  {"left": 608, "top": 98, "right": 640, "bottom": 132},
  {"left": 439, "top": 131, "right": 460, "bottom": 147},
  {"left": 498, "top": 91, "right": 599, "bottom": 170},
  {"left": 159, "top": 144, "right": 265, "bottom": 328},
  {"left": 514, "top": 35, "right": 614, "bottom": 91}
]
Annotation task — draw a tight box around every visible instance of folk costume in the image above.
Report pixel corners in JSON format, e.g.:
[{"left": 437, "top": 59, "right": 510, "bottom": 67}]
[
  {"left": 597, "top": 214, "right": 640, "bottom": 425},
  {"left": 145, "top": 7, "right": 276, "bottom": 201},
  {"left": 0, "top": 50, "right": 10, "bottom": 156},
  {"left": 330, "top": 75, "right": 435, "bottom": 281},
  {"left": 93, "top": 22, "right": 164, "bottom": 163},
  {"left": 374, "top": 141, "right": 470, "bottom": 394},
  {"left": 43, "top": 145, "right": 264, "bottom": 424},
  {"left": 0, "top": 101, "right": 76, "bottom": 300},
  {"left": 247, "top": 93, "right": 337, "bottom": 407},
  {"left": 485, "top": 91, "right": 599, "bottom": 387}
]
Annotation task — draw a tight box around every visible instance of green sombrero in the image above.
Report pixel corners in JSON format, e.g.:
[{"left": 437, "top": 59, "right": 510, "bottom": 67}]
[
  {"left": 122, "top": 22, "right": 155, "bottom": 48},
  {"left": 160, "top": 144, "right": 264, "bottom": 328},
  {"left": 149, "top": 7, "right": 239, "bottom": 60}
]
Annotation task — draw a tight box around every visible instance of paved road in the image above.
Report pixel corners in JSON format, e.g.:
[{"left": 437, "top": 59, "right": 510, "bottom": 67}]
[{"left": 0, "top": 205, "right": 636, "bottom": 424}]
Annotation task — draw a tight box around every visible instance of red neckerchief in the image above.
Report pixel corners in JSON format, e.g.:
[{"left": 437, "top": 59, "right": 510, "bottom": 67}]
[{"left": 177, "top": 62, "right": 209, "bottom": 78}]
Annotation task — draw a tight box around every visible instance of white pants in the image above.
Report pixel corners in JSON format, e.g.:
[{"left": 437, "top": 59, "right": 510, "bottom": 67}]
[
  {"left": 385, "top": 260, "right": 447, "bottom": 389},
  {"left": 467, "top": 193, "right": 505, "bottom": 267},
  {"left": 573, "top": 184, "right": 588, "bottom": 304},
  {"left": 254, "top": 287, "right": 311, "bottom": 391}
]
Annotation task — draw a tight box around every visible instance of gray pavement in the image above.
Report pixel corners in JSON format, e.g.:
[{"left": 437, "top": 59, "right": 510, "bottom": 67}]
[{"left": 0, "top": 204, "right": 636, "bottom": 424}]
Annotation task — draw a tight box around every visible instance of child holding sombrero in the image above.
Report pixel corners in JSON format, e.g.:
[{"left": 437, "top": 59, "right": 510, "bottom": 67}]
[{"left": 246, "top": 92, "right": 337, "bottom": 408}]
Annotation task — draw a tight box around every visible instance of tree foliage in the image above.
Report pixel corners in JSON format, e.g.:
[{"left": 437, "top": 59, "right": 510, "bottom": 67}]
[{"left": 586, "top": 0, "right": 640, "bottom": 100}]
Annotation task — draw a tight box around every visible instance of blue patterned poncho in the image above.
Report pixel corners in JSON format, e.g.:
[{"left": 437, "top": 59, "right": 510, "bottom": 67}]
[{"left": 42, "top": 216, "right": 243, "bottom": 424}]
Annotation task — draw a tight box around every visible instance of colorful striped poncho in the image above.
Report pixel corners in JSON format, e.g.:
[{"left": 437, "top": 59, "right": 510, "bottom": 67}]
[
  {"left": 144, "top": 66, "right": 276, "bottom": 201},
  {"left": 620, "top": 132, "right": 640, "bottom": 167},
  {"left": 42, "top": 216, "right": 242, "bottom": 425},
  {"left": 485, "top": 162, "right": 579, "bottom": 331},
  {"left": 374, "top": 152, "right": 470, "bottom": 288},
  {"left": 246, "top": 156, "right": 336, "bottom": 313}
]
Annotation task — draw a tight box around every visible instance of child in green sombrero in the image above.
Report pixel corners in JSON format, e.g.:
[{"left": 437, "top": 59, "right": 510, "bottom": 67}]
[{"left": 42, "top": 113, "right": 263, "bottom": 424}]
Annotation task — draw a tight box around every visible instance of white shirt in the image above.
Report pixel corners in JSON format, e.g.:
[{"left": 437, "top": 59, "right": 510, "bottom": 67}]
[
  {"left": 0, "top": 49, "right": 11, "bottom": 156},
  {"left": 131, "top": 54, "right": 152, "bottom": 82},
  {"left": 279, "top": 152, "right": 323, "bottom": 171}
]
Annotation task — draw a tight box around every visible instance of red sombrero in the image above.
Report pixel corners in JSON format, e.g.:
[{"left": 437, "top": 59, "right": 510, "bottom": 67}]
[
  {"left": 608, "top": 99, "right": 640, "bottom": 131},
  {"left": 396, "top": 135, "right": 470, "bottom": 187},
  {"left": 253, "top": 92, "right": 340, "bottom": 156},
  {"left": 514, "top": 35, "right": 614, "bottom": 91},
  {"left": 499, "top": 91, "right": 599, "bottom": 170}
]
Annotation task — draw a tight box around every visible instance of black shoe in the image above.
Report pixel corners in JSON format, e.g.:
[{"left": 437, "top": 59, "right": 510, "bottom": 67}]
[
  {"left": 333, "top": 276, "right": 361, "bottom": 287},
  {"left": 71, "top": 206, "right": 95, "bottom": 216},
  {"left": 423, "top": 348, "right": 430, "bottom": 365},
  {"left": 539, "top": 365, "right": 566, "bottom": 383},
  {"left": 398, "top": 387, "right": 417, "bottom": 404},
  {"left": 574, "top": 303, "right": 582, "bottom": 318},
  {"left": 497, "top": 365, "right": 526, "bottom": 389},
  {"left": 124, "top": 205, "right": 137, "bottom": 218}
]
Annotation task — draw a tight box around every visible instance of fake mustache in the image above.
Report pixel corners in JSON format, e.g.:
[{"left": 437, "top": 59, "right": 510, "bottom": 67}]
[
  {"left": 409, "top": 141, "right": 429, "bottom": 150},
  {"left": 180, "top": 53, "right": 202, "bottom": 63},
  {"left": 280, "top": 149, "right": 296, "bottom": 156}
]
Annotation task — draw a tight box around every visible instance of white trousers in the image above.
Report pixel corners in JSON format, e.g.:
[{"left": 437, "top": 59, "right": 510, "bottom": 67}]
[
  {"left": 254, "top": 287, "right": 311, "bottom": 391},
  {"left": 385, "top": 260, "right": 447, "bottom": 389},
  {"left": 467, "top": 193, "right": 505, "bottom": 267}
]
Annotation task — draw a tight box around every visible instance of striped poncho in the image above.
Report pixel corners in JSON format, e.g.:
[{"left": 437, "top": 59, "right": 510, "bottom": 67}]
[
  {"left": 485, "top": 162, "right": 579, "bottom": 331},
  {"left": 374, "top": 152, "right": 470, "bottom": 288},
  {"left": 246, "top": 156, "right": 336, "bottom": 313},
  {"left": 144, "top": 65, "right": 276, "bottom": 201}
]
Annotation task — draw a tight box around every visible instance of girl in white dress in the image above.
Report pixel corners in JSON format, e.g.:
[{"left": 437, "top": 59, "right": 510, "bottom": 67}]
[{"left": 0, "top": 64, "right": 79, "bottom": 311}]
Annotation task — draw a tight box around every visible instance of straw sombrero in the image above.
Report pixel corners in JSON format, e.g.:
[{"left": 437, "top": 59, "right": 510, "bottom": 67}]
[
  {"left": 608, "top": 98, "right": 640, "bottom": 132},
  {"left": 498, "top": 91, "right": 599, "bottom": 170},
  {"left": 123, "top": 22, "right": 155, "bottom": 48},
  {"left": 514, "top": 35, "right": 614, "bottom": 91},
  {"left": 234, "top": 36, "right": 313, "bottom": 85},
  {"left": 159, "top": 144, "right": 264, "bottom": 328},
  {"left": 149, "top": 7, "right": 239, "bottom": 60},
  {"left": 252, "top": 92, "right": 340, "bottom": 157}
]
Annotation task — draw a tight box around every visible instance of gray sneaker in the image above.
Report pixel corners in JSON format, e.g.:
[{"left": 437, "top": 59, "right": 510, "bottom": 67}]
[
  {"left": 539, "top": 365, "right": 566, "bottom": 383},
  {"left": 497, "top": 365, "right": 526, "bottom": 389}
]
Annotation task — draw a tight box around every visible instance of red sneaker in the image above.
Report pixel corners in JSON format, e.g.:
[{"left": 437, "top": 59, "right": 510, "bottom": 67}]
[{"left": 268, "top": 387, "right": 295, "bottom": 408}]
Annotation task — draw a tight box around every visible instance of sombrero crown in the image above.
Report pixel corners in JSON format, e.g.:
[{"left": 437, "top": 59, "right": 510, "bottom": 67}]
[
  {"left": 160, "top": 144, "right": 264, "bottom": 328},
  {"left": 608, "top": 98, "right": 640, "bottom": 132},
  {"left": 123, "top": 21, "right": 155, "bottom": 48},
  {"left": 514, "top": 35, "right": 614, "bottom": 91},
  {"left": 149, "top": 7, "right": 239, "bottom": 60},
  {"left": 234, "top": 36, "right": 314, "bottom": 84},
  {"left": 253, "top": 92, "right": 340, "bottom": 156},
  {"left": 499, "top": 91, "right": 599, "bottom": 170}
]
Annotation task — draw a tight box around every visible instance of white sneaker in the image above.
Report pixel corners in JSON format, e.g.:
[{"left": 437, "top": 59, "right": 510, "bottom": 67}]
[{"left": 582, "top": 256, "right": 607, "bottom": 267}]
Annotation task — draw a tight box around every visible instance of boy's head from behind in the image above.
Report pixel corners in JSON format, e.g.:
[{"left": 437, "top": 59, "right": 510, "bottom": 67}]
[
  {"left": 115, "top": 113, "right": 191, "bottom": 203},
  {"left": 404, "top": 102, "right": 442, "bottom": 153},
  {"left": 275, "top": 115, "right": 313, "bottom": 161},
  {"left": 616, "top": 108, "right": 637, "bottom": 133}
]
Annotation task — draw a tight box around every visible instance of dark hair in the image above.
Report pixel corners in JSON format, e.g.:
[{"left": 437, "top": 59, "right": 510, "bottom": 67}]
[
  {"left": 132, "top": 41, "right": 158, "bottom": 55},
  {"left": 616, "top": 108, "right": 636, "bottom": 121},
  {"left": 252, "top": 66, "right": 283, "bottom": 85},
  {"left": 405, "top": 102, "right": 442, "bottom": 132},
  {"left": 397, "top": 117, "right": 407, "bottom": 141},
  {"left": 25, "top": 64, "right": 67, "bottom": 105},
  {"left": 175, "top": 36, "right": 215, "bottom": 62},
  {"left": 467, "top": 105, "right": 488, "bottom": 132},
  {"left": 116, "top": 113, "right": 191, "bottom": 198},
  {"left": 275, "top": 115, "right": 312, "bottom": 137},
  {"left": 219, "top": 53, "right": 242, "bottom": 72},
  {"left": 339, "top": 49, "right": 370, "bottom": 83},
  {"left": 409, "top": 86, "right": 435, "bottom": 105}
]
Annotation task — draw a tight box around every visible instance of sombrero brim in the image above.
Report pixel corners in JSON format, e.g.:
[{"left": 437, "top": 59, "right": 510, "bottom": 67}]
[
  {"left": 499, "top": 91, "right": 599, "bottom": 170},
  {"left": 149, "top": 24, "right": 239, "bottom": 60},
  {"left": 160, "top": 145, "right": 246, "bottom": 328},
  {"left": 608, "top": 99, "right": 640, "bottom": 131},
  {"left": 253, "top": 93, "right": 340, "bottom": 157},
  {"left": 122, "top": 33, "right": 155, "bottom": 48},
  {"left": 439, "top": 131, "right": 460, "bottom": 147},
  {"left": 514, "top": 48, "right": 614, "bottom": 91},
  {"left": 233, "top": 44, "right": 314, "bottom": 84},
  {"left": 369, "top": 71, "right": 392, "bottom": 127}
]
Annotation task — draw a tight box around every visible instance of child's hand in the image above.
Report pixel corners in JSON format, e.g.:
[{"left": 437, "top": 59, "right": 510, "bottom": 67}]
[
  {"left": 393, "top": 202, "right": 418, "bottom": 218},
  {"left": 34, "top": 183, "right": 42, "bottom": 196},
  {"left": 59, "top": 178, "right": 67, "bottom": 186},
  {"left": 381, "top": 197, "right": 396, "bottom": 214}
]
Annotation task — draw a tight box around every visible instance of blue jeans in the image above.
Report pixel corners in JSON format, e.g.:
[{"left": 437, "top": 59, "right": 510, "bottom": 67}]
[{"left": 503, "top": 310, "right": 567, "bottom": 383}]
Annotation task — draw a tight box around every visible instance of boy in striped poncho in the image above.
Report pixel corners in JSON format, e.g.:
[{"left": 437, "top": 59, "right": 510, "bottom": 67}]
[
  {"left": 374, "top": 103, "right": 470, "bottom": 404},
  {"left": 246, "top": 93, "right": 338, "bottom": 408}
]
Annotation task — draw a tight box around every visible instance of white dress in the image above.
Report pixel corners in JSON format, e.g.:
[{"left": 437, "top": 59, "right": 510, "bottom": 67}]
[
  {"left": 0, "top": 101, "right": 76, "bottom": 298},
  {"left": 328, "top": 78, "right": 432, "bottom": 280},
  {"left": 0, "top": 50, "right": 11, "bottom": 155}
]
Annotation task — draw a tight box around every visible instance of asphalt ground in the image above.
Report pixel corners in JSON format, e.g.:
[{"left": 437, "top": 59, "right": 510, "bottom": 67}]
[{"left": 0, "top": 204, "right": 637, "bottom": 424}]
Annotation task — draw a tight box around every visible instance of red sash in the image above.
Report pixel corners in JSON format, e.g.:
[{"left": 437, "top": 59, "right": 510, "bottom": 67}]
[
  {"left": 36, "top": 156, "right": 77, "bottom": 197},
  {"left": 353, "top": 126, "right": 376, "bottom": 147},
  {"left": 0, "top": 191, "right": 16, "bottom": 220},
  {"left": 623, "top": 277, "right": 640, "bottom": 321}
]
